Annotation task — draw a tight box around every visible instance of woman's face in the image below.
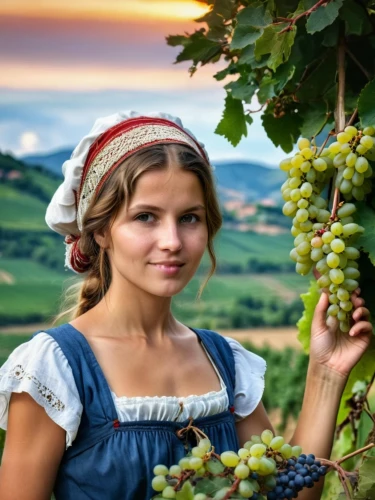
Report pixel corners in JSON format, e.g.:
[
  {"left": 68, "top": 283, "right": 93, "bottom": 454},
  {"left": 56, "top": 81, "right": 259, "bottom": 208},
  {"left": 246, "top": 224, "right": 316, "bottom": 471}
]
[{"left": 106, "top": 166, "right": 208, "bottom": 297}]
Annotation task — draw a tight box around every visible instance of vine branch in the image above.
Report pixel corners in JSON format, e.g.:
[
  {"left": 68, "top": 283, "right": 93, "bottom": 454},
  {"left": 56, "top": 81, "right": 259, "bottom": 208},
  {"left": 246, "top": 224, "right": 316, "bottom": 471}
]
[
  {"left": 345, "top": 47, "right": 372, "bottom": 81},
  {"left": 331, "top": 36, "right": 346, "bottom": 219},
  {"left": 275, "top": 0, "right": 329, "bottom": 33}
]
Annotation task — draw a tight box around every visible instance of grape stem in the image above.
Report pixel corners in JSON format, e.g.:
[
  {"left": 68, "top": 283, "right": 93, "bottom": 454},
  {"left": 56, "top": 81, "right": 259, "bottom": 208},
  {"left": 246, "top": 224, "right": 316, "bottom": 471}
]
[
  {"left": 346, "top": 108, "right": 358, "bottom": 128},
  {"left": 221, "top": 477, "right": 241, "bottom": 500},
  {"left": 274, "top": 0, "right": 329, "bottom": 33},
  {"left": 330, "top": 188, "right": 340, "bottom": 220}
]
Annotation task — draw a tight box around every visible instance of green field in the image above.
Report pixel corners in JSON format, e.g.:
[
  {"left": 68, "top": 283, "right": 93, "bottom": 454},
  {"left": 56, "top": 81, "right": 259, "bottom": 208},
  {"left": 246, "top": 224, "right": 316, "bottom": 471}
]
[{"left": 0, "top": 184, "right": 49, "bottom": 230}]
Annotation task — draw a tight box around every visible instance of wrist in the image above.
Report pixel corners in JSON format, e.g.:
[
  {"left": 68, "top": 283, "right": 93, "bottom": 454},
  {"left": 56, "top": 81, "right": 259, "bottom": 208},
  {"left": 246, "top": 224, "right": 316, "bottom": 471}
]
[{"left": 307, "top": 360, "right": 348, "bottom": 390}]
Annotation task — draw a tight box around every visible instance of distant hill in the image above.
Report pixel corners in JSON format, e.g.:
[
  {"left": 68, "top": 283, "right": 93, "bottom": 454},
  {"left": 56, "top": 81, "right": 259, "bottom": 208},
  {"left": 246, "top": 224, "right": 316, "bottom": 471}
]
[{"left": 22, "top": 149, "right": 284, "bottom": 203}]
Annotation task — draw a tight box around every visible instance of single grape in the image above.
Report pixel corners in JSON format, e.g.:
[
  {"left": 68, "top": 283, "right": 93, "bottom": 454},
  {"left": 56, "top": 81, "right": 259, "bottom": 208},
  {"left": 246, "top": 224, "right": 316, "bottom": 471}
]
[
  {"left": 326, "top": 252, "right": 340, "bottom": 268},
  {"left": 305, "top": 169, "right": 317, "bottom": 183},
  {"left": 352, "top": 186, "right": 365, "bottom": 200},
  {"left": 322, "top": 243, "right": 332, "bottom": 254},
  {"left": 312, "top": 158, "right": 327, "bottom": 171},
  {"left": 280, "top": 444, "right": 293, "bottom": 459},
  {"left": 329, "top": 268, "right": 345, "bottom": 284},
  {"left": 343, "top": 166, "right": 355, "bottom": 179},
  {"left": 290, "top": 188, "right": 302, "bottom": 202},
  {"left": 308, "top": 204, "right": 319, "bottom": 218},
  {"left": 258, "top": 457, "right": 276, "bottom": 475},
  {"left": 169, "top": 465, "right": 182, "bottom": 476},
  {"left": 337, "top": 131, "right": 351, "bottom": 144},
  {"left": 333, "top": 153, "right": 347, "bottom": 168},
  {"left": 238, "top": 448, "right": 251, "bottom": 460},
  {"left": 316, "top": 258, "right": 329, "bottom": 275},
  {"left": 213, "top": 487, "right": 231, "bottom": 500},
  {"left": 331, "top": 239, "right": 345, "bottom": 253},
  {"left": 345, "top": 247, "right": 360, "bottom": 259},
  {"left": 162, "top": 485, "right": 176, "bottom": 498},
  {"left": 296, "top": 241, "right": 311, "bottom": 256},
  {"left": 352, "top": 171, "right": 364, "bottom": 187},
  {"left": 296, "top": 208, "right": 309, "bottom": 222},
  {"left": 317, "top": 274, "right": 331, "bottom": 288},
  {"left": 337, "top": 310, "right": 347, "bottom": 321},
  {"left": 301, "top": 147, "right": 314, "bottom": 160},
  {"left": 221, "top": 451, "right": 240, "bottom": 467},
  {"left": 329, "top": 283, "right": 339, "bottom": 293},
  {"left": 327, "top": 304, "right": 340, "bottom": 316},
  {"left": 153, "top": 465, "right": 169, "bottom": 476},
  {"left": 179, "top": 457, "right": 191, "bottom": 470},
  {"left": 342, "top": 223, "right": 359, "bottom": 238},
  {"left": 296, "top": 262, "right": 312, "bottom": 275},
  {"left": 340, "top": 179, "right": 353, "bottom": 194},
  {"left": 345, "top": 125, "right": 358, "bottom": 137},
  {"left": 289, "top": 176, "right": 302, "bottom": 189},
  {"left": 300, "top": 182, "right": 313, "bottom": 198},
  {"left": 345, "top": 152, "right": 357, "bottom": 167},
  {"left": 300, "top": 160, "right": 311, "bottom": 173},
  {"left": 331, "top": 222, "right": 343, "bottom": 236},
  {"left": 250, "top": 435, "right": 262, "bottom": 444},
  {"left": 243, "top": 441, "right": 254, "bottom": 451},
  {"left": 363, "top": 126, "right": 375, "bottom": 136},
  {"left": 235, "top": 463, "right": 251, "bottom": 479},
  {"left": 360, "top": 135, "right": 374, "bottom": 149},
  {"left": 329, "top": 142, "right": 341, "bottom": 154},
  {"left": 337, "top": 288, "right": 350, "bottom": 301},
  {"left": 355, "top": 156, "right": 369, "bottom": 173},
  {"left": 198, "top": 438, "right": 211, "bottom": 452},
  {"left": 343, "top": 267, "right": 360, "bottom": 280},
  {"left": 311, "top": 236, "right": 323, "bottom": 248},
  {"left": 247, "top": 456, "right": 260, "bottom": 471},
  {"left": 322, "top": 231, "right": 334, "bottom": 244},
  {"left": 194, "top": 494, "right": 208, "bottom": 500},
  {"left": 311, "top": 248, "right": 323, "bottom": 262},
  {"left": 340, "top": 321, "right": 350, "bottom": 333},
  {"left": 337, "top": 203, "right": 356, "bottom": 218},
  {"left": 356, "top": 144, "right": 367, "bottom": 155},
  {"left": 340, "top": 143, "right": 351, "bottom": 154},
  {"left": 192, "top": 447, "right": 206, "bottom": 458},
  {"left": 269, "top": 436, "right": 285, "bottom": 450},
  {"left": 347, "top": 260, "right": 359, "bottom": 269},
  {"left": 189, "top": 457, "right": 203, "bottom": 470},
  {"left": 238, "top": 479, "right": 254, "bottom": 498},
  {"left": 317, "top": 210, "right": 331, "bottom": 223},
  {"left": 300, "top": 220, "right": 313, "bottom": 232},
  {"left": 297, "top": 198, "right": 309, "bottom": 209},
  {"left": 329, "top": 293, "right": 339, "bottom": 304},
  {"left": 343, "top": 279, "right": 359, "bottom": 291},
  {"left": 261, "top": 429, "right": 274, "bottom": 445},
  {"left": 298, "top": 138, "right": 311, "bottom": 150},
  {"left": 291, "top": 445, "right": 302, "bottom": 457},
  {"left": 340, "top": 300, "right": 353, "bottom": 312},
  {"left": 291, "top": 155, "right": 304, "bottom": 168},
  {"left": 250, "top": 444, "right": 267, "bottom": 458},
  {"left": 152, "top": 475, "right": 168, "bottom": 492}
]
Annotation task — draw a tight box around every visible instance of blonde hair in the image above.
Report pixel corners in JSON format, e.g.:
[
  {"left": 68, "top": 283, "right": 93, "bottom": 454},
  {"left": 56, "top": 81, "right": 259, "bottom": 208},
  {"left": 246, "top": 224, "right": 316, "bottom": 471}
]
[{"left": 53, "top": 143, "right": 222, "bottom": 324}]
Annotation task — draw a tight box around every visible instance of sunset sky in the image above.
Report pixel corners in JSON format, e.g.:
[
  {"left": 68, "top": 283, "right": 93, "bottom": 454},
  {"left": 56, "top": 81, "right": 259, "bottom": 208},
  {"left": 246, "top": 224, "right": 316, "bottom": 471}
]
[{"left": 0, "top": 0, "right": 283, "bottom": 164}]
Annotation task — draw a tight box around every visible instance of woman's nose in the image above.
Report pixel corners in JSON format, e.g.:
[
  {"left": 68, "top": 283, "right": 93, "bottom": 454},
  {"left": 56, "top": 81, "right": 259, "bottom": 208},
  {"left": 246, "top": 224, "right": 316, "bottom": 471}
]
[{"left": 158, "top": 220, "right": 183, "bottom": 251}]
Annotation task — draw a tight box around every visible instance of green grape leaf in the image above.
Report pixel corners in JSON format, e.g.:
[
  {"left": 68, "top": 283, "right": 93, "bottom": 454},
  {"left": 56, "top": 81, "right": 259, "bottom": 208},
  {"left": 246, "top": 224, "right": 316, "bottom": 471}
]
[
  {"left": 167, "top": 35, "right": 190, "bottom": 48},
  {"left": 358, "top": 78, "right": 375, "bottom": 129},
  {"left": 257, "top": 77, "right": 276, "bottom": 104},
  {"left": 300, "top": 103, "right": 331, "bottom": 138},
  {"left": 306, "top": 0, "right": 344, "bottom": 34},
  {"left": 267, "top": 27, "right": 297, "bottom": 71},
  {"left": 356, "top": 203, "right": 375, "bottom": 266},
  {"left": 339, "top": 0, "right": 372, "bottom": 36},
  {"left": 204, "top": 457, "right": 226, "bottom": 474},
  {"left": 176, "top": 481, "right": 194, "bottom": 500},
  {"left": 354, "top": 457, "right": 375, "bottom": 499},
  {"left": 254, "top": 25, "right": 282, "bottom": 59},
  {"left": 225, "top": 75, "right": 257, "bottom": 103},
  {"left": 238, "top": 45, "right": 269, "bottom": 68},
  {"left": 215, "top": 93, "right": 248, "bottom": 146},
  {"left": 174, "top": 32, "right": 221, "bottom": 65},
  {"left": 236, "top": 2, "right": 273, "bottom": 28},
  {"left": 261, "top": 109, "right": 302, "bottom": 153},
  {"left": 214, "top": 63, "right": 238, "bottom": 81},
  {"left": 231, "top": 25, "right": 263, "bottom": 50},
  {"left": 296, "top": 280, "right": 320, "bottom": 353},
  {"left": 194, "top": 477, "right": 231, "bottom": 495},
  {"left": 273, "top": 60, "right": 296, "bottom": 93}
]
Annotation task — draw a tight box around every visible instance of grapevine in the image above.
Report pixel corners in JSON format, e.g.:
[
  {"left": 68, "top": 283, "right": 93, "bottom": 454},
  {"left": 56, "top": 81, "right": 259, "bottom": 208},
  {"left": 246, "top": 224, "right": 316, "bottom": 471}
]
[{"left": 166, "top": 0, "right": 375, "bottom": 497}]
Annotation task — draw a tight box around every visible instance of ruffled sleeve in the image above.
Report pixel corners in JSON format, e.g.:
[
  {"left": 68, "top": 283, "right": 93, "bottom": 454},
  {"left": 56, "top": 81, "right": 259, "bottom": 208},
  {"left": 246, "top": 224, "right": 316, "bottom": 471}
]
[
  {"left": 223, "top": 337, "right": 267, "bottom": 422},
  {"left": 0, "top": 332, "right": 83, "bottom": 449}
]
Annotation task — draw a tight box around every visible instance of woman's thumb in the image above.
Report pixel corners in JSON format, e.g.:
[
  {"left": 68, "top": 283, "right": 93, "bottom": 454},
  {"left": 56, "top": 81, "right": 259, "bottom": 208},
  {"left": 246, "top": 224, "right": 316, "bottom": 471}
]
[{"left": 312, "top": 291, "right": 329, "bottom": 330}]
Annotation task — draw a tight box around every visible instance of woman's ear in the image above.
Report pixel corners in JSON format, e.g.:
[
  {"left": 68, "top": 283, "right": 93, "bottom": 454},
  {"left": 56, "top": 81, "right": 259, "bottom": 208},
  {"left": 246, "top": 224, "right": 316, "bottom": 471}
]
[{"left": 94, "top": 229, "right": 110, "bottom": 249}]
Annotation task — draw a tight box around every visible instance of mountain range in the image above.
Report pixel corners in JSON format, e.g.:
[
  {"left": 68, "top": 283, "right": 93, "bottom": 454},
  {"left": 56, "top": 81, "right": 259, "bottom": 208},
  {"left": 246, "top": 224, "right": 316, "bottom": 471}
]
[{"left": 21, "top": 150, "right": 285, "bottom": 203}]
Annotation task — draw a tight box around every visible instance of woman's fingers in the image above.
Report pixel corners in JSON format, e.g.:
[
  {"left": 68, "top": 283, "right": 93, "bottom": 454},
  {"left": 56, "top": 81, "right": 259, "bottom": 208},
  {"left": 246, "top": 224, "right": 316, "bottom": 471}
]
[
  {"left": 351, "top": 297, "right": 365, "bottom": 309},
  {"left": 349, "top": 320, "right": 373, "bottom": 337},
  {"left": 352, "top": 306, "right": 370, "bottom": 322}
]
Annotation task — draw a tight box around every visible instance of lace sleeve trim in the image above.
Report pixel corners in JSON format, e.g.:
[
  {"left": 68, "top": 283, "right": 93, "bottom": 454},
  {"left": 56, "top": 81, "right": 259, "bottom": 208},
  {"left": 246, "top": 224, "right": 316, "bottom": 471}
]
[{"left": 8, "top": 364, "right": 65, "bottom": 412}]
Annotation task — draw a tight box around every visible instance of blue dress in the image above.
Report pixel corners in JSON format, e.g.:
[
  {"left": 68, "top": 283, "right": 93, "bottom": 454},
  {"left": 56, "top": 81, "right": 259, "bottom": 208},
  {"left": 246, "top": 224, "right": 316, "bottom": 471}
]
[{"left": 32, "top": 324, "right": 240, "bottom": 500}]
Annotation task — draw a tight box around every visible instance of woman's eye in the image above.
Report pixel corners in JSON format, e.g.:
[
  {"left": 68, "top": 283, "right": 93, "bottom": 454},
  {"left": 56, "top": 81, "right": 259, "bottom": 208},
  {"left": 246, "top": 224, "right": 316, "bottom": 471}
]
[
  {"left": 135, "top": 213, "right": 155, "bottom": 223},
  {"left": 181, "top": 214, "right": 199, "bottom": 223}
]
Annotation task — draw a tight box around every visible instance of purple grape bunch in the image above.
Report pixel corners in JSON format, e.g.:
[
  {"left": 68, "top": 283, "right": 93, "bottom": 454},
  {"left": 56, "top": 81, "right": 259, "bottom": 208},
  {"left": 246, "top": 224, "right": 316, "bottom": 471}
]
[{"left": 266, "top": 453, "right": 327, "bottom": 500}]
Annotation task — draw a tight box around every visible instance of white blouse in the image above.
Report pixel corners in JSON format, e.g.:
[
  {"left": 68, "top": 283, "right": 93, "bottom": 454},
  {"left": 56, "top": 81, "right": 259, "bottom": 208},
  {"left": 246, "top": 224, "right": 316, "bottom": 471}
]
[{"left": 0, "top": 333, "right": 266, "bottom": 450}]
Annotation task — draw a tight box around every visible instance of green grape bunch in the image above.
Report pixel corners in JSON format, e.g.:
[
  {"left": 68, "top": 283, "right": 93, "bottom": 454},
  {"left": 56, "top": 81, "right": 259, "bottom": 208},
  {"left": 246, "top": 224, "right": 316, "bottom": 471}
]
[
  {"left": 279, "top": 134, "right": 369, "bottom": 332},
  {"left": 150, "top": 431, "right": 327, "bottom": 499},
  {"left": 326, "top": 125, "right": 375, "bottom": 201}
]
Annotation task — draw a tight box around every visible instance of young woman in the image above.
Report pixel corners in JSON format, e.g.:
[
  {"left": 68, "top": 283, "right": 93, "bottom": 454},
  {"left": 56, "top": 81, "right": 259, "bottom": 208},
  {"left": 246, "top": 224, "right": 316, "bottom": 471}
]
[{"left": 0, "top": 111, "right": 372, "bottom": 500}]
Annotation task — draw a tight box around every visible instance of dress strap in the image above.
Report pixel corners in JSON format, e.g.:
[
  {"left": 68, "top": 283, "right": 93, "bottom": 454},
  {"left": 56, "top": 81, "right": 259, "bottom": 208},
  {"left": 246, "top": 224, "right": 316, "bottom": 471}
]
[
  {"left": 189, "top": 328, "right": 236, "bottom": 411},
  {"left": 32, "top": 324, "right": 118, "bottom": 423}
]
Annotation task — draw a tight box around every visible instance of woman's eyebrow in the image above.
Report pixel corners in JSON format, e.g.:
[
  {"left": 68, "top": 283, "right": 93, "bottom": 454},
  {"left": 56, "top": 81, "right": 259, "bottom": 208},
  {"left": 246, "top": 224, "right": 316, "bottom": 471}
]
[{"left": 129, "top": 204, "right": 206, "bottom": 212}]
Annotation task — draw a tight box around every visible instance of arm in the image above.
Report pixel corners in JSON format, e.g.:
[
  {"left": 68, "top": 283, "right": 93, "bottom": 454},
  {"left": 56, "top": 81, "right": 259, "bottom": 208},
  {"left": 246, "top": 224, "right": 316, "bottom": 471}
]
[
  {"left": 0, "top": 392, "right": 66, "bottom": 500},
  {"left": 235, "top": 401, "right": 275, "bottom": 448}
]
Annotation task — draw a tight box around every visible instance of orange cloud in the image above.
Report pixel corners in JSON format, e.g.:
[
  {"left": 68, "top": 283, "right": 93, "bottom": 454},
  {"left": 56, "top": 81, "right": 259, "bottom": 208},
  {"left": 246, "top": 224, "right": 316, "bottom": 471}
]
[
  {"left": 0, "top": 0, "right": 209, "bottom": 22},
  {"left": 0, "top": 61, "right": 218, "bottom": 91}
]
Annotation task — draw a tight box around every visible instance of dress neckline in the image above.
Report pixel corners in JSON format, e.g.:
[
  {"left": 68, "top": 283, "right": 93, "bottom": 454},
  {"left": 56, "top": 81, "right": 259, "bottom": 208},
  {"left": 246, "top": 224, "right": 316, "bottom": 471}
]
[{"left": 65, "top": 323, "right": 226, "bottom": 404}]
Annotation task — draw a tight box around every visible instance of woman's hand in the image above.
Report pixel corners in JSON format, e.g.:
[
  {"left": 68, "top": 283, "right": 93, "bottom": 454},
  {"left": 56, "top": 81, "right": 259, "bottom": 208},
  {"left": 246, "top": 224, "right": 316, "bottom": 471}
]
[{"left": 309, "top": 288, "right": 373, "bottom": 379}]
